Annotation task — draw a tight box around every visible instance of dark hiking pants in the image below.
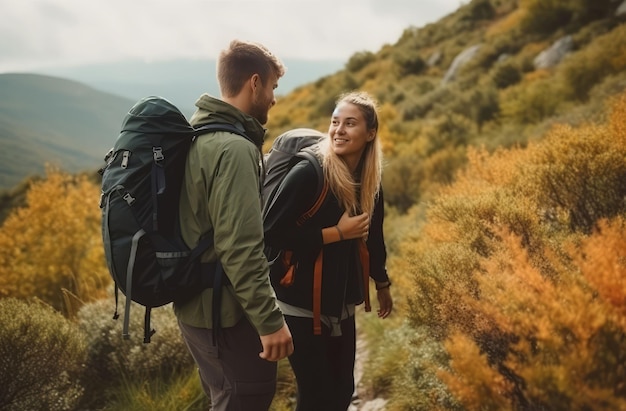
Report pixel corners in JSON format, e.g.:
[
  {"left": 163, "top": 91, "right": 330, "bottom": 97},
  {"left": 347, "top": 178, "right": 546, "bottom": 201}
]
[
  {"left": 285, "top": 314, "right": 356, "bottom": 411},
  {"left": 178, "top": 317, "right": 277, "bottom": 411}
]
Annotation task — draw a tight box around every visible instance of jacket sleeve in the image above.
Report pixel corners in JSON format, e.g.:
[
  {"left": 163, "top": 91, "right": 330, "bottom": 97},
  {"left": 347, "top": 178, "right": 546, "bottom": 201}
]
[
  {"left": 263, "top": 159, "right": 325, "bottom": 255},
  {"left": 206, "top": 137, "right": 284, "bottom": 335},
  {"left": 366, "top": 187, "right": 390, "bottom": 283}
]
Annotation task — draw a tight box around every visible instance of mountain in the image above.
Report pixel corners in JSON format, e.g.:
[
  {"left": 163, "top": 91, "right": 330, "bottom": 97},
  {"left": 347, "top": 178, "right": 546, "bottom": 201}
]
[
  {"left": 0, "top": 60, "right": 343, "bottom": 189},
  {"left": 0, "top": 58, "right": 344, "bottom": 190},
  {"left": 1, "top": 0, "right": 625, "bottom": 196},
  {"left": 38, "top": 58, "right": 345, "bottom": 118},
  {"left": 0, "top": 73, "right": 135, "bottom": 189}
]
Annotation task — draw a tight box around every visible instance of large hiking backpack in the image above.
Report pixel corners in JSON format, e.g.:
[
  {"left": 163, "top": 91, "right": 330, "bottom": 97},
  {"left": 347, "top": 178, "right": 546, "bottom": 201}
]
[
  {"left": 261, "top": 128, "right": 330, "bottom": 334},
  {"left": 262, "top": 128, "right": 372, "bottom": 335},
  {"left": 261, "top": 127, "right": 328, "bottom": 281},
  {"left": 262, "top": 128, "right": 327, "bottom": 215},
  {"left": 99, "top": 95, "right": 248, "bottom": 343}
]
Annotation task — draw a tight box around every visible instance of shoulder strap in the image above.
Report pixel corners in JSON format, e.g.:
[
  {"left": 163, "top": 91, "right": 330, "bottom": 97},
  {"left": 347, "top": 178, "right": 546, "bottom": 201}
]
[
  {"left": 294, "top": 149, "right": 328, "bottom": 335},
  {"left": 295, "top": 149, "right": 327, "bottom": 226},
  {"left": 193, "top": 123, "right": 253, "bottom": 144}
]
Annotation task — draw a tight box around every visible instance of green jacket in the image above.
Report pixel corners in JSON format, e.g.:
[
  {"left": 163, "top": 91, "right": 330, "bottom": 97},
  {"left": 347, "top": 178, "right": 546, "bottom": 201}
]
[{"left": 174, "top": 94, "right": 284, "bottom": 336}]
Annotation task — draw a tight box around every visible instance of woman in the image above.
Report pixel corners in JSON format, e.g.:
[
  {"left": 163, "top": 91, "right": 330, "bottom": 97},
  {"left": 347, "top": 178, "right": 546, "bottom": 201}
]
[{"left": 263, "top": 91, "right": 393, "bottom": 410}]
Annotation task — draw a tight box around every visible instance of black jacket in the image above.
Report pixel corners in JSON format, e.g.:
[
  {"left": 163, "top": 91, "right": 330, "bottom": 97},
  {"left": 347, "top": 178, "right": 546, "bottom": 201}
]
[{"left": 263, "top": 159, "right": 389, "bottom": 318}]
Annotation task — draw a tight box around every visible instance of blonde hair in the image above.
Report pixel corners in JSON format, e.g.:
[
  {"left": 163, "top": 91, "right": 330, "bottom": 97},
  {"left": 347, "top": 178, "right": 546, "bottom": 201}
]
[
  {"left": 217, "top": 39, "right": 286, "bottom": 97},
  {"left": 319, "top": 91, "right": 382, "bottom": 216}
]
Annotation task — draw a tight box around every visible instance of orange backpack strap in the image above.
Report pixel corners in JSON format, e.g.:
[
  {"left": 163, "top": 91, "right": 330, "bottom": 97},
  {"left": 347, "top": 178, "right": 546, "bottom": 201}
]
[
  {"left": 292, "top": 165, "right": 328, "bottom": 335},
  {"left": 300, "top": 180, "right": 328, "bottom": 335},
  {"left": 312, "top": 249, "right": 324, "bottom": 335},
  {"left": 358, "top": 239, "right": 371, "bottom": 313},
  {"left": 280, "top": 250, "right": 295, "bottom": 287},
  {"left": 297, "top": 181, "right": 329, "bottom": 226},
  {"left": 280, "top": 181, "right": 328, "bottom": 290}
]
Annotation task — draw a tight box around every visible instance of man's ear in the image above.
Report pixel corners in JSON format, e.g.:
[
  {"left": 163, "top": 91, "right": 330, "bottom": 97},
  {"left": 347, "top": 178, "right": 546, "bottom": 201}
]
[{"left": 250, "top": 73, "right": 260, "bottom": 91}]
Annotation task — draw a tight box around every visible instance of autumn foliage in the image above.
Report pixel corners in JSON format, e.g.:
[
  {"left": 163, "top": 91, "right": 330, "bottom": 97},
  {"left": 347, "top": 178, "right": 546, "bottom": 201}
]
[
  {"left": 397, "top": 92, "right": 626, "bottom": 409},
  {"left": 0, "top": 168, "right": 110, "bottom": 314}
]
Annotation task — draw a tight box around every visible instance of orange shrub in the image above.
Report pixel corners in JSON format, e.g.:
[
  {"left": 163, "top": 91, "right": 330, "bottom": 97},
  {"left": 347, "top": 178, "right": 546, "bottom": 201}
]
[
  {"left": 0, "top": 168, "right": 109, "bottom": 313},
  {"left": 404, "top": 91, "right": 626, "bottom": 408}
]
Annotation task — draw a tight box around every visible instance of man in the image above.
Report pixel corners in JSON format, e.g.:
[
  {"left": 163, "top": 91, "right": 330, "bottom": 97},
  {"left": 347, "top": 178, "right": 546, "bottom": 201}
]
[{"left": 175, "top": 39, "right": 293, "bottom": 411}]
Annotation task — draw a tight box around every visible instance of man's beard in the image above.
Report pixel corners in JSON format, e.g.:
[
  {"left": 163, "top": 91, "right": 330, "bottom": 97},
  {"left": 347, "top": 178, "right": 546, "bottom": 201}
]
[{"left": 250, "top": 95, "right": 269, "bottom": 125}]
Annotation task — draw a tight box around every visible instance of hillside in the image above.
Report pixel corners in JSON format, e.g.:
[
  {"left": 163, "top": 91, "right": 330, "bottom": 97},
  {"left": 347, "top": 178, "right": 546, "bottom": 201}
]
[
  {"left": 2, "top": 1, "right": 626, "bottom": 409},
  {"left": 265, "top": 0, "right": 626, "bottom": 214},
  {"left": 0, "top": 73, "right": 135, "bottom": 189}
]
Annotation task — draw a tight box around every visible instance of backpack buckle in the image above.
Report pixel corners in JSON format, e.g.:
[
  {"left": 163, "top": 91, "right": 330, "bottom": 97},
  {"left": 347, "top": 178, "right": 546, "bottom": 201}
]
[
  {"left": 153, "top": 147, "right": 164, "bottom": 163},
  {"left": 121, "top": 151, "right": 131, "bottom": 169},
  {"left": 123, "top": 192, "right": 135, "bottom": 206}
]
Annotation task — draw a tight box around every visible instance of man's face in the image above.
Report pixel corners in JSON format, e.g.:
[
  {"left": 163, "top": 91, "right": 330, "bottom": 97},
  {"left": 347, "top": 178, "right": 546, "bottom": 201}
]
[{"left": 250, "top": 73, "right": 278, "bottom": 125}]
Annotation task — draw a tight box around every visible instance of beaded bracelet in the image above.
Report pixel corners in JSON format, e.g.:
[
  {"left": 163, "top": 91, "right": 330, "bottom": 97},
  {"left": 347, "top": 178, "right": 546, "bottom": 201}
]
[{"left": 335, "top": 225, "right": 345, "bottom": 241}]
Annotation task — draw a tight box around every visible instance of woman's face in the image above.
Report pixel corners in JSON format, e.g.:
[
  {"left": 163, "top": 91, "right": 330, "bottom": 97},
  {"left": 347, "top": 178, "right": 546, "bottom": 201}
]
[{"left": 328, "top": 102, "right": 374, "bottom": 170}]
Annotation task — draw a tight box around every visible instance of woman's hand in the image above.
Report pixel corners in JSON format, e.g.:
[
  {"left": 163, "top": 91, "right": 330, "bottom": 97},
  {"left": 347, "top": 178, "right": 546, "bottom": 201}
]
[
  {"left": 375, "top": 282, "right": 393, "bottom": 319},
  {"left": 336, "top": 211, "right": 370, "bottom": 240}
]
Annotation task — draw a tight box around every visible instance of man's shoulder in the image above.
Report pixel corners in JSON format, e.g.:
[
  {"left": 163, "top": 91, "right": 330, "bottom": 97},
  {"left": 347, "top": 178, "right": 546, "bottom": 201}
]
[{"left": 194, "top": 128, "right": 254, "bottom": 150}]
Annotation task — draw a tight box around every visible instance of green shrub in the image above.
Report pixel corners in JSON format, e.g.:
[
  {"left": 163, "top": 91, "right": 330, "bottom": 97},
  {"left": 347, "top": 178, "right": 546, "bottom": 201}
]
[
  {"left": 76, "top": 295, "right": 195, "bottom": 407},
  {"left": 393, "top": 49, "right": 426, "bottom": 76},
  {"left": 500, "top": 74, "right": 569, "bottom": 124},
  {"left": 463, "top": 0, "right": 496, "bottom": 21},
  {"left": 491, "top": 61, "right": 522, "bottom": 89},
  {"left": 560, "top": 23, "right": 626, "bottom": 101},
  {"left": 519, "top": 0, "right": 574, "bottom": 34},
  {"left": 0, "top": 298, "right": 86, "bottom": 411},
  {"left": 520, "top": 0, "right": 614, "bottom": 34},
  {"left": 382, "top": 140, "right": 427, "bottom": 213},
  {"left": 345, "top": 51, "right": 376, "bottom": 73},
  {"left": 424, "top": 113, "right": 474, "bottom": 152},
  {"left": 400, "top": 85, "right": 457, "bottom": 121},
  {"left": 363, "top": 320, "right": 463, "bottom": 411},
  {"left": 522, "top": 122, "right": 626, "bottom": 233}
]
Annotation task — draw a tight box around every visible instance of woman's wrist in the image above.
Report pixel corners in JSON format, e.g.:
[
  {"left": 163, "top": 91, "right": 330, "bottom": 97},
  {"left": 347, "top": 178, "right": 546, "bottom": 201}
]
[
  {"left": 375, "top": 280, "right": 391, "bottom": 290},
  {"left": 335, "top": 225, "right": 344, "bottom": 241}
]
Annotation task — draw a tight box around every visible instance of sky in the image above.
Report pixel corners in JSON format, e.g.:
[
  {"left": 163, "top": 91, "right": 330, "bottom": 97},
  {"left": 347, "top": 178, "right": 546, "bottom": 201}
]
[{"left": 0, "top": 0, "right": 463, "bottom": 73}]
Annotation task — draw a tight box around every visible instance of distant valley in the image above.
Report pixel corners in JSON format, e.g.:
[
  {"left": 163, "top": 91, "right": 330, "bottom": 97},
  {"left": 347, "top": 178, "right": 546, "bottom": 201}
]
[
  {"left": 0, "top": 58, "right": 343, "bottom": 190},
  {"left": 39, "top": 58, "right": 344, "bottom": 117}
]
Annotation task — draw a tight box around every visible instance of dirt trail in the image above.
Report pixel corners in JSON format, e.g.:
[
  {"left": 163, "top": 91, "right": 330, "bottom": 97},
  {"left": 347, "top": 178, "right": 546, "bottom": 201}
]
[{"left": 349, "top": 337, "right": 387, "bottom": 411}]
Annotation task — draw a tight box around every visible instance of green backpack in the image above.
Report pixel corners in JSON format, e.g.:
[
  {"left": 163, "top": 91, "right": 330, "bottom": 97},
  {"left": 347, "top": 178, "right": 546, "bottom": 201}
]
[{"left": 99, "top": 95, "right": 249, "bottom": 342}]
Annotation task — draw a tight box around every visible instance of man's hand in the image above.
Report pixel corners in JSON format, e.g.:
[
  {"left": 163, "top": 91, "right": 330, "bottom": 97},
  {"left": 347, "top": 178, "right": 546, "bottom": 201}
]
[{"left": 259, "top": 323, "right": 294, "bottom": 361}]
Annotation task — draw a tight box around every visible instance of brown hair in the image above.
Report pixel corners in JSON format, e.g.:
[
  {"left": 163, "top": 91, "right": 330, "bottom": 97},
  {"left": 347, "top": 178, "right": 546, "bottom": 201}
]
[
  {"left": 320, "top": 91, "right": 382, "bottom": 216},
  {"left": 217, "top": 39, "right": 286, "bottom": 97}
]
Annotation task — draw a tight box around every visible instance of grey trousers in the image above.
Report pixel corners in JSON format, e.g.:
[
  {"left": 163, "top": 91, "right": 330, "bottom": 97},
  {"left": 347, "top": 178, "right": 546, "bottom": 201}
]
[{"left": 178, "top": 317, "right": 277, "bottom": 411}]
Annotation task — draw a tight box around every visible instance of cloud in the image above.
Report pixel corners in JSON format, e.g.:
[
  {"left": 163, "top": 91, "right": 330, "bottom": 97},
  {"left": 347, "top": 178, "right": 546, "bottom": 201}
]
[{"left": 0, "top": 0, "right": 462, "bottom": 72}]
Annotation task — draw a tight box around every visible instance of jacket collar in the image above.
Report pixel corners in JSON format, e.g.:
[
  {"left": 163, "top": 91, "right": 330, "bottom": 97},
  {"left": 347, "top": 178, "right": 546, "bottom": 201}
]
[{"left": 189, "top": 94, "right": 266, "bottom": 149}]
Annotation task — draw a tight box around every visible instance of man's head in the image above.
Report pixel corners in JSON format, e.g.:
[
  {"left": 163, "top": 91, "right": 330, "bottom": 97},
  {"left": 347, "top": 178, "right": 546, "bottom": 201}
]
[{"left": 217, "top": 40, "right": 286, "bottom": 125}]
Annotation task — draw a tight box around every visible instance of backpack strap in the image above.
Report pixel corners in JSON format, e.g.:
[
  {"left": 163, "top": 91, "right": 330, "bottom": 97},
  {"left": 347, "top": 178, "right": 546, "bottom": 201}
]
[
  {"left": 295, "top": 149, "right": 326, "bottom": 224},
  {"left": 189, "top": 123, "right": 249, "bottom": 342},
  {"left": 143, "top": 307, "right": 155, "bottom": 343},
  {"left": 193, "top": 123, "right": 252, "bottom": 143},
  {"left": 358, "top": 239, "right": 372, "bottom": 313},
  {"left": 313, "top": 249, "right": 324, "bottom": 335},
  {"left": 297, "top": 182, "right": 329, "bottom": 225},
  {"left": 311, "top": 240, "right": 371, "bottom": 335},
  {"left": 294, "top": 150, "right": 331, "bottom": 335}
]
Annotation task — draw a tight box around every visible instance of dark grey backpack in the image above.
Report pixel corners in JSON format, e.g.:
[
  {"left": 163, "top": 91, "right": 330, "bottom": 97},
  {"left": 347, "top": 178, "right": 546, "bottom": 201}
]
[{"left": 262, "top": 128, "right": 326, "bottom": 213}]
